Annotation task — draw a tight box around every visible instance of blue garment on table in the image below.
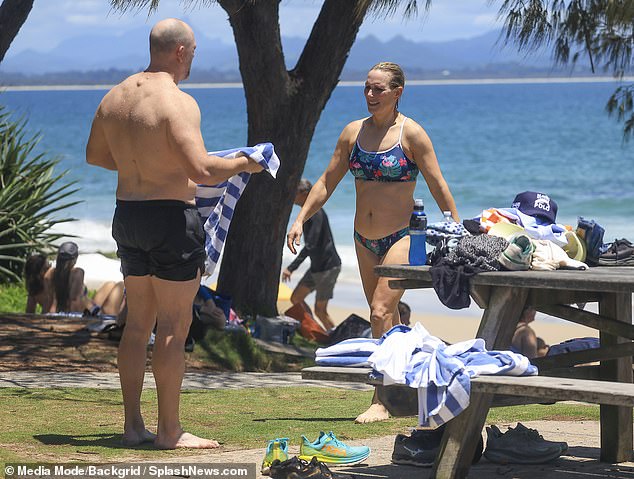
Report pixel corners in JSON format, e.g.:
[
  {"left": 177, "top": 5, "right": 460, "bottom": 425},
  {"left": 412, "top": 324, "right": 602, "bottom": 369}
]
[
  {"left": 315, "top": 356, "right": 372, "bottom": 367},
  {"left": 547, "top": 337, "right": 600, "bottom": 356},
  {"left": 195, "top": 143, "right": 280, "bottom": 275}
]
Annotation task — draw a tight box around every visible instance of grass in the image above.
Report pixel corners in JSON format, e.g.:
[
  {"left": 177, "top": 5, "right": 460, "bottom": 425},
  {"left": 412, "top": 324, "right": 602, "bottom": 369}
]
[
  {"left": 0, "top": 386, "right": 605, "bottom": 464},
  {"left": 0, "top": 283, "right": 27, "bottom": 313}
]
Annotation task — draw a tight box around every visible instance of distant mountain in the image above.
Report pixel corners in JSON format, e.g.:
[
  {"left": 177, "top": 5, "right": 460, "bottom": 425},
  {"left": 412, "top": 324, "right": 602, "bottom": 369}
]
[{"left": 1, "top": 28, "right": 590, "bottom": 81}]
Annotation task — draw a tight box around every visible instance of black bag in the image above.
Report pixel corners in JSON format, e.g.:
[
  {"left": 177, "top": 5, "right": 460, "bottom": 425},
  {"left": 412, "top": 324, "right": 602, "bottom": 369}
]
[{"left": 327, "top": 313, "right": 371, "bottom": 345}]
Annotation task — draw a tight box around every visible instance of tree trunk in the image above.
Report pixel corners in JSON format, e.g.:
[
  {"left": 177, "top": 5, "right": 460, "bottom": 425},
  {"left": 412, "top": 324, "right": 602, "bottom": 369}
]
[
  {"left": 216, "top": 0, "right": 371, "bottom": 317},
  {"left": 0, "top": 0, "right": 34, "bottom": 64}
]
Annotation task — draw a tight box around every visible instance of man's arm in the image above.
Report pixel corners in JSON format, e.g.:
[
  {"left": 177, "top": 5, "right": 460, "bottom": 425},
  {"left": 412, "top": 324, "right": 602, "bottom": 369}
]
[
  {"left": 287, "top": 247, "right": 309, "bottom": 272},
  {"left": 167, "top": 93, "right": 263, "bottom": 184},
  {"left": 86, "top": 108, "right": 117, "bottom": 170}
]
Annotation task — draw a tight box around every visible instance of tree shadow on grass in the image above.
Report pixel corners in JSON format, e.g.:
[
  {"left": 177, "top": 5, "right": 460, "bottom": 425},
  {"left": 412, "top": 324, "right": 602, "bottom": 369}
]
[
  {"left": 33, "top": 433, "right": 154, "bottom": 450},
  {"left": 252, "top": 417, "right": 354, "bottom": 422}
]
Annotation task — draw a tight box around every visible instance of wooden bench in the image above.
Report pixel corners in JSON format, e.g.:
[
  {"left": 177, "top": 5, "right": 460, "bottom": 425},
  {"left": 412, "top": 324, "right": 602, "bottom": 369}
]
[
  {"left": 331, "top": 265, "right": 634, "bottom": 478},
  {"left": 302, "top": 365, "right": 634, "bottom": 407}
]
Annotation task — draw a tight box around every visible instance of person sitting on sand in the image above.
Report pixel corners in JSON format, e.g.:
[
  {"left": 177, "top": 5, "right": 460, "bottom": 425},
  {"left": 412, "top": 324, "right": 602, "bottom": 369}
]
[
  {"left": 25, "top": 243, "right": 126, "bottom": 316},
  {"left": 24, "top": 253, "right": 54, "bottom": 314},
  {"left": 512, "top": 307, "right": 549, "bottom": 358}
]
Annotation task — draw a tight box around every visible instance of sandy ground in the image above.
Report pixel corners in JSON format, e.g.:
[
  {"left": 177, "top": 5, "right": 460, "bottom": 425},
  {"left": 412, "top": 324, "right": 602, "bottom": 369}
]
[
  {"left": 133, "top": 420, "right": 634, "bottom": 479},
  {"left": 282, "top": 301, "right": 598, "bottom": 348}
]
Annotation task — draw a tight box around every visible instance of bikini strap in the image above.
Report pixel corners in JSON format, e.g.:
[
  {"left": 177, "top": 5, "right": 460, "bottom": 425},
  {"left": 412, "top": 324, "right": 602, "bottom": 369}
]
[{"left": 398, "top": 116, "right": 408, "bottom": 144}]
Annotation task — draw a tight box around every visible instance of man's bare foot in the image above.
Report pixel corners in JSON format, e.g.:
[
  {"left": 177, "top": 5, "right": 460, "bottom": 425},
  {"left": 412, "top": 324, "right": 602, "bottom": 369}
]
[
  {"left": 154, "top": 432, "right": 220, "bottom": 449},
  {"left": 355, "top": 403, "right": 390, "bottom": 424},
  {"left": 121, "top": 428, "right": 157, "bottom": 446}
]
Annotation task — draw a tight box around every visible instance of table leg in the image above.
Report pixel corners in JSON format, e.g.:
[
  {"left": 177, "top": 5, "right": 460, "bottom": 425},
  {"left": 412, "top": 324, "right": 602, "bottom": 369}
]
[
  {"left": 432, "top": 286, "right": 528, "bottom": 479},
  {"left": 599, "top": 292, "right": 633, "bottom": 463}
]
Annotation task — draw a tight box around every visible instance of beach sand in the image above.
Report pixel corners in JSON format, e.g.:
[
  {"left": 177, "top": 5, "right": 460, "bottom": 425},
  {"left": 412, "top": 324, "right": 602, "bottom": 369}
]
[{"left": 279, "top": 302, "right": 598, "bottom": 347}]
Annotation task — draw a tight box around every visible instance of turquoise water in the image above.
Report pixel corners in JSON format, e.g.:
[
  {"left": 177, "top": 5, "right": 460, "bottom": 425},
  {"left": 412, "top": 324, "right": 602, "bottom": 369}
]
[{"left": 2, "top": 80, "right": 632, "bottom": 287}]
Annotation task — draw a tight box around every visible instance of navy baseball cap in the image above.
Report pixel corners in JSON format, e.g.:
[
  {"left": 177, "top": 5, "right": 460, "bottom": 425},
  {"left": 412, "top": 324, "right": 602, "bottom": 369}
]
[
  {"left": 57, "top": 241, "right": 79, "bottom": 260},
  {"left": 511, "top": 191, "right": 558, "bottom": 225}
]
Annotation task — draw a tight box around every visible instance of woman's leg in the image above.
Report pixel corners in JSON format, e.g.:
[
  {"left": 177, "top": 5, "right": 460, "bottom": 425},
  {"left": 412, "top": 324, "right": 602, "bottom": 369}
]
[
  {"left": 101, "top": 281, "right": 125, "bottom": 316},
  {"left": 354, "top": 236, "right": 391, "bottom": 424},
  {"left": 373, "top": 235, "right": 410, "bottom": 329},
  {"left": 92, "top": 281, "right": 117, "bottom": 306}
]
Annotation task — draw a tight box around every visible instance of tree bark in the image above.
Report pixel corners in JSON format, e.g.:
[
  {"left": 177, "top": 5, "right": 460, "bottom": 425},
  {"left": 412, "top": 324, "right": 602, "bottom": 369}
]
[
  {"left": 0, "top": 0, "right": 34, "bottom": 64},
  {"left": 215, "top": 0, "right": 372, "bottom": 317}
]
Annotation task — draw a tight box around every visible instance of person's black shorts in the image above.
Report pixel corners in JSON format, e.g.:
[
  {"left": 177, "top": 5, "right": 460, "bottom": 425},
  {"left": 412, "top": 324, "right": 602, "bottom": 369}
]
[{"left": 112, "top": 199, "right": 206, "bottom": 281}]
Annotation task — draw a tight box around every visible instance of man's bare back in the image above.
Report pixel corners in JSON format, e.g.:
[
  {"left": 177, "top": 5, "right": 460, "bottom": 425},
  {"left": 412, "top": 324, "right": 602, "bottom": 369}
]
[{"left": 93, "top": 73, "right": 202, "bottom": 203}]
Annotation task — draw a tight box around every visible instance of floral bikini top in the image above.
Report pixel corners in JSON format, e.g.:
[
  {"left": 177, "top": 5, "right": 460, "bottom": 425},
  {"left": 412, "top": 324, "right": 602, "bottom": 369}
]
[{"left": 349, "top": 117, "right": 419, "bottom": 182}]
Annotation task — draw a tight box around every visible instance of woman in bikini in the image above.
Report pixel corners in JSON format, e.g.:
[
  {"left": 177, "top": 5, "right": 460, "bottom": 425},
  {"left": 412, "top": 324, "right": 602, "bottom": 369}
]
[
  {"left": 287, "top": 62, "right": 459, "bottom": 423},
  {"left": 25, "top": 242, "right": 125, "bottom": 315}
]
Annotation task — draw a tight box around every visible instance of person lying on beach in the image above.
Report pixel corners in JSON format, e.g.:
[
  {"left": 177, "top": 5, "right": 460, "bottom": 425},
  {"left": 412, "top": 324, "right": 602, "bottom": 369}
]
[{"left": 287, "top": 61, "right": 459, "bottom": 423}]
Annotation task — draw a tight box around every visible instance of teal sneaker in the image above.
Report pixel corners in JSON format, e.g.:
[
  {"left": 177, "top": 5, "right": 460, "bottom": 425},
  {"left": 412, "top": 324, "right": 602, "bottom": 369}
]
[
  {"left": 261, "top": 437, "right": 289, "bottom": 475},
  {"left": 299, "top": 431, "right": 370, "bottom": 465}
]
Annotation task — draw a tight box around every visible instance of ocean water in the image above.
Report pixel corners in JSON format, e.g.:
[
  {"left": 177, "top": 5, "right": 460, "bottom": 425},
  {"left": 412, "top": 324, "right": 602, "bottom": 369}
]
[{"left": 2, "top": 80, "right": 633, "bottom": 295}]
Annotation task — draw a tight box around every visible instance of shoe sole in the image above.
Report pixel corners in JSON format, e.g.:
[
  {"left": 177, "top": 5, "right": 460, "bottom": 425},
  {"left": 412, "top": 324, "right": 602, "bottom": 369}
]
[
  {"left": 298, "top": 452, "right": 370, "bottom": 465},
  {"left": 391, "top": 455, "right": 434, "bottom": 467},
  {"left": 483, "top": 449, "right": 562, "bottom": 465}
]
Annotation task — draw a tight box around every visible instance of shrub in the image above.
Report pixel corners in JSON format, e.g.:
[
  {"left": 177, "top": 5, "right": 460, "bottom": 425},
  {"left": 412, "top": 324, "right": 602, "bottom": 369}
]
[{"left": 0, "top": 103, "right": 80, "bottom": 284}]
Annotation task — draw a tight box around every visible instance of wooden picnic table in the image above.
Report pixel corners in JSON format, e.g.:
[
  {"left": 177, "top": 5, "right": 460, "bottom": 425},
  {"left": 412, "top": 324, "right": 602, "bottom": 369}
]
[{"left": 373, "top": 264, "right": 634, "bottom": 479}]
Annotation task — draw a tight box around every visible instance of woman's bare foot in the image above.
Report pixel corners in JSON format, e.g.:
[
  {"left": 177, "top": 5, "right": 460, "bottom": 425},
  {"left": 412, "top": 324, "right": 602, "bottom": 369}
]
[
  {"left": 121, "top": 428, "right": 156, "bottom": 446},
  {"left": 154, "top": 431, "right": 220, "bottom": 449},
  {"left": 355, "top": 403, "right": 390, "bottom": 424}
]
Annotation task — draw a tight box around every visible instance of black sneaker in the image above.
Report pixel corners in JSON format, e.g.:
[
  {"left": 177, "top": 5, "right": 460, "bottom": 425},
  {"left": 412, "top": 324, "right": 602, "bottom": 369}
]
[
  {"left": 270, "top": 456, "right": 355, "bottom": 479},
  {"left": 598, "top": 238, "right": 634, "bottom": 266},
  {"left": 392, "top": 426, "right": 483, "bottom": 467},
  {"left": 270, "top": 457, "right": 309, "bottom": 479},
  {"left": 483, "top": 424, "right": 564, "bottom": 464},
  {"left": 184, "top": 336, "right": 195, "bottom": 352}
]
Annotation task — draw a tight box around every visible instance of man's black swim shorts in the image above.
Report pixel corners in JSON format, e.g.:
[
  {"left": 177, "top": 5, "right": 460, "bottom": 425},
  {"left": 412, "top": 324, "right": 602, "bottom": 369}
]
[{"left": 112, "top": 199, "right": 206, "bottom": 281}]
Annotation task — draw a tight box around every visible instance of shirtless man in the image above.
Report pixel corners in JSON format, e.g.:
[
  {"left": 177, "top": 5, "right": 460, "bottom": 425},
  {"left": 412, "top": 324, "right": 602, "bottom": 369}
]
[{"left": 86, "top": 18, "right": 262, "bottom": 449}]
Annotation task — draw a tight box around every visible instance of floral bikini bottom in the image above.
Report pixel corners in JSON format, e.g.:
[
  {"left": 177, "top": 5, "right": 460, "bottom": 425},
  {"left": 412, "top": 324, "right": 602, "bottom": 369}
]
[{"left": 354, "top": 227, "right": 409, "bottom": 257}]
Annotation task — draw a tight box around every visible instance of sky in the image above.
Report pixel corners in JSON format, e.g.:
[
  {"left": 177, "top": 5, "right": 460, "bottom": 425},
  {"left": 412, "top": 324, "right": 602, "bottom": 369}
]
[{"left": 8, "top": 0, "right": 502, "bottom": 55}]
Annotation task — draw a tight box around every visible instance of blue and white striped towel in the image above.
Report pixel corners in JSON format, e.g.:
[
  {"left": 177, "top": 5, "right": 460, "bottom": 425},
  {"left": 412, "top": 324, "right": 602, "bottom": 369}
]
[
  {"left": 368, "top": 323, "right": 537, "bottom": 428},
  {"left": 195, "top": 143, "right": 280, "bottom": 275}
]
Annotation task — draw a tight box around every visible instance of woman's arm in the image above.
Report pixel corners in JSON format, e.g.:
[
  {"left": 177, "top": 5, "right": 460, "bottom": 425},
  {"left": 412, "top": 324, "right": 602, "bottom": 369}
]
[
  {"left": 287, "top": 121, "right": 358, "bottom": 253},
  {"left": 406, "top": 121, "right": 460, "bottom": 222},
  {"left": 68, "top": 268, "right": 89, "bottom": 312}
]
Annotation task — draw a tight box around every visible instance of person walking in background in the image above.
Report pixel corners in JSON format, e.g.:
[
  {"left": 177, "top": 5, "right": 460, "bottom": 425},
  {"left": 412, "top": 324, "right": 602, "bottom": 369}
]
[
  {"left": 287, "top": 62, "right": 458, "bottom": 423},
  {"left": 282, "top": 179, "right": 341, "bottom": 331},
  {"left": 86, "top": 18, "right": 262, "bottom": 449}
]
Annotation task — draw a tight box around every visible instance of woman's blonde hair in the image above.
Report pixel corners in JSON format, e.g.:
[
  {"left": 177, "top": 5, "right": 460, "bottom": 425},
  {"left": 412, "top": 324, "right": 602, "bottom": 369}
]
[{"left": 370, "top": 62, "right": 405, "bottom": 90}]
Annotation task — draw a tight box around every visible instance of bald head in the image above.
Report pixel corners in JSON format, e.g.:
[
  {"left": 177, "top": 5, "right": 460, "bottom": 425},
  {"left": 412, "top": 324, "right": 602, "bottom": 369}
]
[{"left": 149, "top": 18, "right": 194, "bottom": 58}]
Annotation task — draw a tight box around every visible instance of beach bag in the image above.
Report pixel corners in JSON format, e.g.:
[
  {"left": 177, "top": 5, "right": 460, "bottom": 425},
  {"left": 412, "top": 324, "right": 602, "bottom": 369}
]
[
  {"left": 254, "top": 315, "right": 300, "bottom": 344},
  {"left": 198, "top": 285, "right": 232, "bottom": 321},
  {"left": 284, "top": 303, "right": 330, "bottom": 344},
  {"left": 327, "top": 313, "right": 371, "bottom": 345},
  {"left": 576, "top": 217, "right": 605, "bottom": 266}
]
